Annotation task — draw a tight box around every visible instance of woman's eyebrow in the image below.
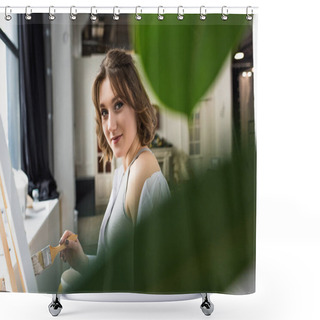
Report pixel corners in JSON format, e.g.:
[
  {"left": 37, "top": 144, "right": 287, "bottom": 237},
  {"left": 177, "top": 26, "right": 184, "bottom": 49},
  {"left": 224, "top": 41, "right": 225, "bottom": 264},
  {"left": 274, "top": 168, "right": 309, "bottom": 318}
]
[
  {"left": 99, "top": 95, "right": 121, "bottom": 109},
  {"left": 111, "top": 95, "right": 120, "bottom": 103}
]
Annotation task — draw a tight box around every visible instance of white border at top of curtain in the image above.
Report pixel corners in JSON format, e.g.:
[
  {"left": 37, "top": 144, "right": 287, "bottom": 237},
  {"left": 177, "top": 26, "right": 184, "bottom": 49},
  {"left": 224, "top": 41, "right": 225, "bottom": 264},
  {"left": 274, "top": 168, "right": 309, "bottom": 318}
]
[{"left": 0, "top": 6, "right": 258, "bottom": 16}]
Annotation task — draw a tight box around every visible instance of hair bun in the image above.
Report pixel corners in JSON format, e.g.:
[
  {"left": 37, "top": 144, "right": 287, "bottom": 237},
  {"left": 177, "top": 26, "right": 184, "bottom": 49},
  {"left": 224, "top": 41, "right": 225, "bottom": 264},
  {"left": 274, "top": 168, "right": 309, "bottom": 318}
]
[{"left": 106, "top": 49, "right": 133, "bottom": 69}]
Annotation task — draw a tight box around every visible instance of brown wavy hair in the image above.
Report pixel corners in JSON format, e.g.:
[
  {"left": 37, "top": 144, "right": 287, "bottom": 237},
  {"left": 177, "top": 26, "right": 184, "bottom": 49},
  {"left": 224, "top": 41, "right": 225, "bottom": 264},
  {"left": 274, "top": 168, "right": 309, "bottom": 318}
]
[{"left": 92, "top": 49, "right": 157, "bottom": 162}]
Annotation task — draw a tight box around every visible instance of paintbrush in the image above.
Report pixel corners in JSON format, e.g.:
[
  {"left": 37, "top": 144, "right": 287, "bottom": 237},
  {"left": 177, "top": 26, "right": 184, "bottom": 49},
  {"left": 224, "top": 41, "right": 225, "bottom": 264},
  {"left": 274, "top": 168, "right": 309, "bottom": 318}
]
[{"left": 31, "top": 234, "right": 78, "bottom": 276}]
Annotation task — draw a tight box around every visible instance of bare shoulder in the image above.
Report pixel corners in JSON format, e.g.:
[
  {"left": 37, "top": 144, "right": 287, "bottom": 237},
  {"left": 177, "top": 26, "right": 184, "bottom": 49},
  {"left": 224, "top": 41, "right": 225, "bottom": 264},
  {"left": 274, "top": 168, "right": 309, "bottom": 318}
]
[
  {"left": 125, "top": 149, "right": 160, "bottom": 223},
  {"left": 128, "top": 149, "right": 160, "bottom": 193},
  {"left": 132, "top": 149, "right": 160, "bottom": 178}
]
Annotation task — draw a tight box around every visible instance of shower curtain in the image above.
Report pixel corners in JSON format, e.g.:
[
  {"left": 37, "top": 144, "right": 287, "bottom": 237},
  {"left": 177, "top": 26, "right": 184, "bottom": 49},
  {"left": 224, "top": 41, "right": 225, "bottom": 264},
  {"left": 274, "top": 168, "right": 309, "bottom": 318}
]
[{"left": 0, "top": 9, "right": 256, "bottom": 296}]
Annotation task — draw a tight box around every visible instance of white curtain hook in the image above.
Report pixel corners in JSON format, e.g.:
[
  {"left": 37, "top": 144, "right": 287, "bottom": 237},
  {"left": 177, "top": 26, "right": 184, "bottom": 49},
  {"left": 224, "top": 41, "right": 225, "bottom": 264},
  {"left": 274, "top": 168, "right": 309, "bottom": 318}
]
[
  {"left": 135, "top": 6, "right": 142, "bottom": 21},
  {"left": 221, "top": 6, "right": 228, "bottom": 21},
  {"left": 113, "top": 6, "right": 120, "bottom": 21},
  {"left": 25, "top": 6, "right": 32, "bottom": 21},
  {"left": 158, "top": 6, "right": 164, "bottom": 21},
  {"left": 90, "top": 6, "right": 97, "bottom": 21},
  {"left": 246, "top": 6, "right": 253, "bottom": 21},
  {"left": 200, "top": 6, "right": 207, "bottom": 21},
  {"left": 177, "top": 6, "right": 184, "bottom": 21},
  {"left": 70, "top": 6, "right": 77, "bottom": 21},
  {"left": 5, "top": 6, "right": 12, "bottom": 21},
  {"left": 48, "top": 6, "right": 56, "bottom": 21}
]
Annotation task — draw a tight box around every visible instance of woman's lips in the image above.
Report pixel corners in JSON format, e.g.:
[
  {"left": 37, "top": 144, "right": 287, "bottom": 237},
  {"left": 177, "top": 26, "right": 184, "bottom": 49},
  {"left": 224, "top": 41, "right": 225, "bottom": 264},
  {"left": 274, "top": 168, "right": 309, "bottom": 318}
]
[{"left": 112, "top": 134, "right": 122, "bottom": 144}]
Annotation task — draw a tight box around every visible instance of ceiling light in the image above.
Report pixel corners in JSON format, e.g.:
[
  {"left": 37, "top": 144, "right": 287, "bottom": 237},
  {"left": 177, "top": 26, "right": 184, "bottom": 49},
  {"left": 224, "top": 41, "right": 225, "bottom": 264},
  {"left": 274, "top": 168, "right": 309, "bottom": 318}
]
[{"left": 234, "top": 52, "right": 244, "bottom": 60}]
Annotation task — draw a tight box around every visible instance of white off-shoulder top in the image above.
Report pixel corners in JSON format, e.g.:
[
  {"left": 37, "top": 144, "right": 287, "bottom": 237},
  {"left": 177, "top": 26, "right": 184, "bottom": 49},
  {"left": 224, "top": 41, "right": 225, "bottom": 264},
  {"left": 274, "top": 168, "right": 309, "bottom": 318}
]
[{"left": 91, "top": 148, "right": 170, "bottom": 262}]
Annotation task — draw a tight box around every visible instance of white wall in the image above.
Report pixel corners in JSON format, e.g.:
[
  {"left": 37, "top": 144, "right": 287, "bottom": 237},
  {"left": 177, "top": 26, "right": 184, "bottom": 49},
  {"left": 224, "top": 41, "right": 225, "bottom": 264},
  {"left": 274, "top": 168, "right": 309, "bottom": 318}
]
[
  {"left": 0, "top": 38, "right": 8, "bottom": 142},
  {"left": 51, "top": 16, "right": 75, "bottom": 234},
  {"left": 208, "top": 55, "right": 233, "bottom": 159},
  {"left": 73, "top": 55, "right": 102, "bottom": 178},
  {"left": 0, "top": 16, "right": 18, "bottom": 153}
]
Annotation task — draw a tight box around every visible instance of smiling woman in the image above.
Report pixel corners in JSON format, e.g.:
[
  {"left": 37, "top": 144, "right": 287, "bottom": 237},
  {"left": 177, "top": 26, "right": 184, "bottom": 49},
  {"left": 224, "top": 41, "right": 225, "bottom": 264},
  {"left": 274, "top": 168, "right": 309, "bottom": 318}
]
[
  {"left": 59, "top": 49, "right": 170, "bottom": 290},
  {"left": 98, "top": 77, "right": 139, "bottom": 163},
  {"left": 92, "top": 49, "right": 167, "bottom": 223},
  {"left": 93, "top": 49, "right": 157, "bottom": 164}
]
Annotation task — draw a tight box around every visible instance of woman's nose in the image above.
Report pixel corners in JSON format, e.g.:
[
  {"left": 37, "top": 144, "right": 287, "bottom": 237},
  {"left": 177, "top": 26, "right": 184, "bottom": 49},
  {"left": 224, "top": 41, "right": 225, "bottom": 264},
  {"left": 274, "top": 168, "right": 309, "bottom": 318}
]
[{"left": 107, "top": 113, "right": 117, "bottom": 132}]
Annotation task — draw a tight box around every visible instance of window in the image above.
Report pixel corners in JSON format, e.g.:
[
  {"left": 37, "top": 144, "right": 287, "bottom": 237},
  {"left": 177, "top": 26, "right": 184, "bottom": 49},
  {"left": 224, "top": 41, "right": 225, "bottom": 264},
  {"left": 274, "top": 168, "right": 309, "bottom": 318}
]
[
  {"left": 189, "top": 111, "right": 201, "bottom": 156},
  {"left": 0, "top": 18, "right": 21, "bottom": 170}
]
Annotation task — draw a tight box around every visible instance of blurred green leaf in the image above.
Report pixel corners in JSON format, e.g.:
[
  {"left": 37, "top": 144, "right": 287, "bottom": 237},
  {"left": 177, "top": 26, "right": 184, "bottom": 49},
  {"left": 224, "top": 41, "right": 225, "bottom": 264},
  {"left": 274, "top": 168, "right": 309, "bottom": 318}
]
[
  {"left": 66, "top": 146, "right": 256, "bottom": 294},
  {"left": 133, "top": 14, "right": 250, "bottom": 118}
]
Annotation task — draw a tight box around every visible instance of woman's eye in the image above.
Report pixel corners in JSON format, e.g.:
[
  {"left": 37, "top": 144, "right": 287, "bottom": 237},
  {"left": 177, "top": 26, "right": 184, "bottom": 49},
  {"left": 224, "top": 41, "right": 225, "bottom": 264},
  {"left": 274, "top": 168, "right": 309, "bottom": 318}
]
[
  {"left": 115, "top": 101, "right": 123, "bottom": 111},
  {"left": 101, "top": 109, "right": 108, "bottom": 118}
]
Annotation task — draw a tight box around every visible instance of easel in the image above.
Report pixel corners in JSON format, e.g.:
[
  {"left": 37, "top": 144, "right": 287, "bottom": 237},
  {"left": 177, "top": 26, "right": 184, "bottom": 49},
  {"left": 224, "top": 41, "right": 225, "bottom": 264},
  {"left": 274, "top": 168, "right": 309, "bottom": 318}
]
[
  {"left": 0, "top": 174, "right": 25, "bottom": 292},
  {"left": 0, "top": 118, "right": 37, "bottom": 293},
  {"left": 0, "top": 175, "right": 18, "bottom": 291}
]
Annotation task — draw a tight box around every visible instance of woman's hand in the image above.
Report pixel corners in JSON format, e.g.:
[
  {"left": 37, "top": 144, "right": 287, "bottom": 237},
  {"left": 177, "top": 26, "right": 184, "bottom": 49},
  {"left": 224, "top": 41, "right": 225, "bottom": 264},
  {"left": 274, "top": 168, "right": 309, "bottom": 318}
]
[{"left": 59, "top": 230, "right": 88, "bottom": 274}]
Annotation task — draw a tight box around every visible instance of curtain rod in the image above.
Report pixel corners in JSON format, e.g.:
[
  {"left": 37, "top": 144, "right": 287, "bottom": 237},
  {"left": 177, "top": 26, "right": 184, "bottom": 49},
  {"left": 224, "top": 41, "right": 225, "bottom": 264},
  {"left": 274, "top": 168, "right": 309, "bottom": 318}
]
[{"left": 0, "top": 6, "right": 258, "bottom": 16}]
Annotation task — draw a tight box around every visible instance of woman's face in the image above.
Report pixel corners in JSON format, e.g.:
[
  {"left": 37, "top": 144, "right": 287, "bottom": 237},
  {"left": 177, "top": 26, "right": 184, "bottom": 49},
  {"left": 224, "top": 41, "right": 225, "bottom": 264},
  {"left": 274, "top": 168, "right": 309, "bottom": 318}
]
[{"left": 99, "top": 77, "right": 138, "bottom": 159}]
